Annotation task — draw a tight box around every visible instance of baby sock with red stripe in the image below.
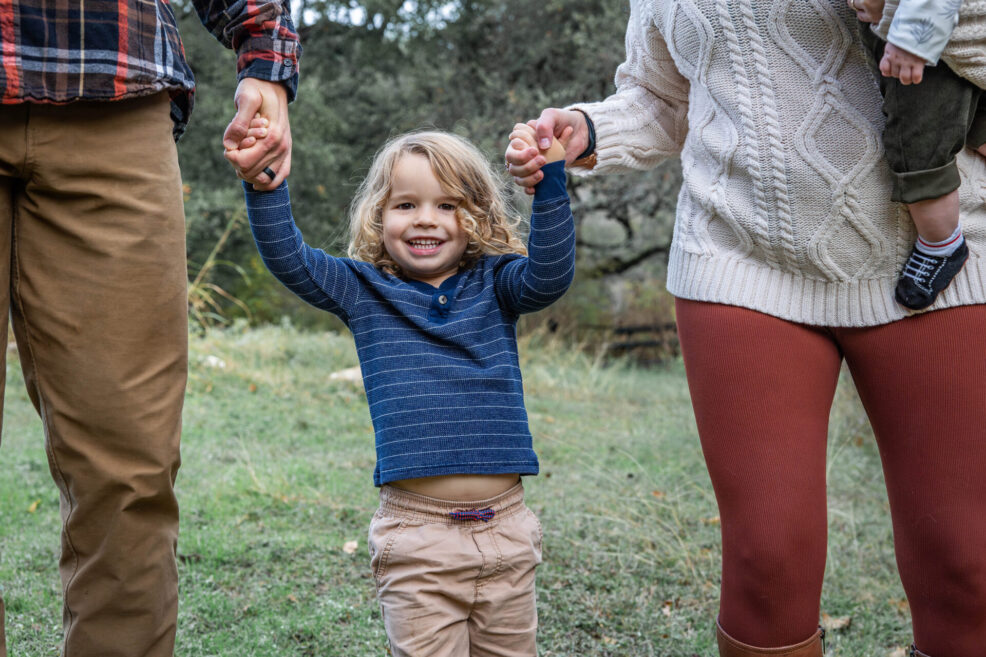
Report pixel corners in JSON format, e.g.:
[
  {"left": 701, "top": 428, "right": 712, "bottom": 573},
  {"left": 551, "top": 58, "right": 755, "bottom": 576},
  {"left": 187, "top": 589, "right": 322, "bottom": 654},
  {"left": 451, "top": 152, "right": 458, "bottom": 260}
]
[{"left": 916, "top": 225, "right": 964, "bottom": 257}]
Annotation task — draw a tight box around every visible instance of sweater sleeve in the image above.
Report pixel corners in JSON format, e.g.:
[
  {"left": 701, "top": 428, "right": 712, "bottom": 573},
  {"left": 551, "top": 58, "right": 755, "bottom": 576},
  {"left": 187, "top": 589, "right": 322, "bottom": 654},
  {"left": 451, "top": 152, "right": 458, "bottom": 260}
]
[
  {"left": 244, "top": 182, "right": 361, "bottom": 323},
  {"left": 887, "top": 0, "right": 960, "bottom": 65},
  {"left": 568, "top": 0, "right": 690, "bottom": 176},
  {"left": 494, "top": 162, "right": 576, "bottom": 314}
]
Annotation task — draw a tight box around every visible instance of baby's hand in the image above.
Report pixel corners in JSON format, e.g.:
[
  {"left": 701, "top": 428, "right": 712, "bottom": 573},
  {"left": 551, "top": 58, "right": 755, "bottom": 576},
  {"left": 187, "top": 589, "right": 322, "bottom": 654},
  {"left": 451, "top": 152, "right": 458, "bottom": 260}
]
[
  {"left": 880, "top": 42, "right": 926, "bottom": 85},
  {"left": 510, "top": 123, "right": 566, "bottom": 164},
  {"left": 228, "top": 114, "right": 272, "bottom": 151}
]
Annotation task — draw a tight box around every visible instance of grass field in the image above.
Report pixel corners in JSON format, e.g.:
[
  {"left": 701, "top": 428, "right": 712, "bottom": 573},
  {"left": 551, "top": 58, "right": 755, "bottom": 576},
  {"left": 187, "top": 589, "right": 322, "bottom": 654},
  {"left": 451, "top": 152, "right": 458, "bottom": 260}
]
[{"left": 0, "top": 324, "right": 914, "bottom": 656}]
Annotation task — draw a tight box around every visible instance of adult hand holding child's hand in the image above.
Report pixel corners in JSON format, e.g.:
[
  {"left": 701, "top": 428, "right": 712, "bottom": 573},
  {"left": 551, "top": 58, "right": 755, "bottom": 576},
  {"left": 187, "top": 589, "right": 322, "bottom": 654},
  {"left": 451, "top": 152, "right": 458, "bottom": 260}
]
[
  {"left": 509, "top": 123, "right": 566, "bottom": 161},
  {"left": 505, "top": 108, "right": 587, "bottom": 195},
  {"left": 223, "top": 78, "right": 293, "bottom": 190}
]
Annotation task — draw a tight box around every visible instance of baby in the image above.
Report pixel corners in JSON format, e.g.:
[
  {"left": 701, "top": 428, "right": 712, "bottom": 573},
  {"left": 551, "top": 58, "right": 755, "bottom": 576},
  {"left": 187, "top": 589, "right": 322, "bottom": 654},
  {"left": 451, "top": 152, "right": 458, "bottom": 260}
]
[{"left": 858, "top": 0, "right": 986, "bottom": 310}]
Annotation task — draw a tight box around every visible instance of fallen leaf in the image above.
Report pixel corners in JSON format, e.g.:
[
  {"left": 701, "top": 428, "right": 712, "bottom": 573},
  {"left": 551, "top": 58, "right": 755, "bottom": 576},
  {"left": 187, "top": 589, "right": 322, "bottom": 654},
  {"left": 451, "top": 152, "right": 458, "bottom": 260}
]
[
  {"left": 27, "top": 499, "right": 40, "bottom": 513},
  {"left": 248, "top": 383, "right": 258, "bottom": 393},
  {"left": 651, "top": 490, "right": 665, "bottom": 499},
  {"left": 887, "top": 648, "right": 907, "bottom": 657},
  {"left": 343, "top": 540, "right": 359, "bottom": 554},
  {"left": 821, "top": 613, "right": 852, "bottom": 631},
  {"left": 703, "top": 515, "right": 720, "bottom": 525},
  {"left": 889, "top": 598, "right": 910, "bottom": 613},
  {"left": 287, "top": 594, "right": 298, "bottom": 603}
]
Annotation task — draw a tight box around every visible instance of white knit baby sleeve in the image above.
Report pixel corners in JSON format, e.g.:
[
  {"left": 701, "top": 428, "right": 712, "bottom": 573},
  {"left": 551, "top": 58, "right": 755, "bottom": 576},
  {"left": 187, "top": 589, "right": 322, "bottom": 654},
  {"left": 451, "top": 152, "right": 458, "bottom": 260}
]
[{"left": 569, "top": 0, "right": 690, "bottom": 175}]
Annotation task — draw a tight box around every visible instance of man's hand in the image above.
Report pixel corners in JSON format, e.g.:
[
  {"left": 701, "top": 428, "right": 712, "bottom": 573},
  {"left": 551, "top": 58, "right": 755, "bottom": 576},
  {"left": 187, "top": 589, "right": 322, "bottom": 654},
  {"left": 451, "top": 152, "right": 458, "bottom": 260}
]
[
  {"left": 880, "top": 42, "right": 926, "bottom": 85},
  {"left": 505, "top": 108, "right": 585, "bottom": 195},
  {"left": 223, "top": 78, "right": 292, "bottom": 190},
  {"left": 850, "top": 0, "right": 884, "bottom": 24}
]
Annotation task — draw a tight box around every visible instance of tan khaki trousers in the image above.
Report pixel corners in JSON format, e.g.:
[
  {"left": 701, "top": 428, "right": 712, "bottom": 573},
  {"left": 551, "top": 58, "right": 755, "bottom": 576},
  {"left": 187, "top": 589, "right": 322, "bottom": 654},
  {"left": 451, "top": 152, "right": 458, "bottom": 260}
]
[
  {"left": 0, "top": 93, "right": 188, "bottom": 657},
  {"left": 369, "top": 483, "right": 543, "bottom": 657}
]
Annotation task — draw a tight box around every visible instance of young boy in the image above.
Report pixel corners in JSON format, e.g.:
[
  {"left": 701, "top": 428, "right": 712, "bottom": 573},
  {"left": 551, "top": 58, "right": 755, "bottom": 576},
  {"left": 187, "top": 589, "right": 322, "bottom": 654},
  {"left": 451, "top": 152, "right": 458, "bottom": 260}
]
[{"left": 858, "top": 0, "right": 986, "bottom": 310}]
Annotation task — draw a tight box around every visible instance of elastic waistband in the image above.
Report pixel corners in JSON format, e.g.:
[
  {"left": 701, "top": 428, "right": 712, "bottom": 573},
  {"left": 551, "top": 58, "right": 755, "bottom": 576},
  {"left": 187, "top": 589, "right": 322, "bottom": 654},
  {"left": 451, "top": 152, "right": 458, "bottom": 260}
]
[{"left": 378, "top": 482, "right": 526, "bottom": 526}]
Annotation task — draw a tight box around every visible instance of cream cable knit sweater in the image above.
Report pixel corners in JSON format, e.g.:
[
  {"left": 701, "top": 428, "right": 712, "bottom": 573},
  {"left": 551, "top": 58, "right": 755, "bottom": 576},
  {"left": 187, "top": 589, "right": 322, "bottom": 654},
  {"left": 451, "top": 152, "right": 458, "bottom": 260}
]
[
  {"left": 574, "top": 0, "right": 986, "bottom": 327},
  {"left": 872, "top": 0, "right": 986, "bottom": 89}
]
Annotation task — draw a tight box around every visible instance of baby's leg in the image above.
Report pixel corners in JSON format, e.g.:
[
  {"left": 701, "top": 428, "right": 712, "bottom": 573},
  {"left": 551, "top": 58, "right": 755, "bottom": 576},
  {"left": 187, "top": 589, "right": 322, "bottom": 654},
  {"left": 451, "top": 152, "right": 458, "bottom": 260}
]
[
  {"left": 907, "top": 190, "right": 959, "bottom": 243},
  {"left": 876, "top": 50, "right": 978, "bottom": 308}
]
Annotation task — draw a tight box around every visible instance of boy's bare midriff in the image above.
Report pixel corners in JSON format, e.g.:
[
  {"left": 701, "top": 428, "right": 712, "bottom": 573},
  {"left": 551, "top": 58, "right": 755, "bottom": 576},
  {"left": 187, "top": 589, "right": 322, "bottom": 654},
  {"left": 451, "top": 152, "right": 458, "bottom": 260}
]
[{"left": 391, "top": 473, "right": 521, "bottom": 501}]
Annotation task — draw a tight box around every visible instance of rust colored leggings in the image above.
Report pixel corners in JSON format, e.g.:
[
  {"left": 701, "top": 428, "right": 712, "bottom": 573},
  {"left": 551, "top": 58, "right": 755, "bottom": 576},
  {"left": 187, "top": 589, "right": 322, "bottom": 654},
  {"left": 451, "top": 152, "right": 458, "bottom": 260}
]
[{"left": 676, "top": 299, "right": 986, "bottom": 656}]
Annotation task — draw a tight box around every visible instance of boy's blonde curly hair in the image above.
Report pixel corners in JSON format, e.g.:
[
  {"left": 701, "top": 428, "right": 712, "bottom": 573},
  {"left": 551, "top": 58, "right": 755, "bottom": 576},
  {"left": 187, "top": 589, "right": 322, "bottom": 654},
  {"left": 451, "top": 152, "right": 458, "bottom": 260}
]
[{"left": 348, "top": 131, "right": 527, "bottom": 276}]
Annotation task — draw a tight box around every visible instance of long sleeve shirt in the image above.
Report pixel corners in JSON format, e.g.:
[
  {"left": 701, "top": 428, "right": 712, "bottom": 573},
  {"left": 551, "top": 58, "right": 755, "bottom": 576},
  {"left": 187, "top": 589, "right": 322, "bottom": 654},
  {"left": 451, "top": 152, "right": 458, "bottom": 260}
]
[
  {"left": 244, "top": 161, "right": 575, "bottom": 486},
  {"left": 0, "top": 0, "right": 301, "bottom": 139}
]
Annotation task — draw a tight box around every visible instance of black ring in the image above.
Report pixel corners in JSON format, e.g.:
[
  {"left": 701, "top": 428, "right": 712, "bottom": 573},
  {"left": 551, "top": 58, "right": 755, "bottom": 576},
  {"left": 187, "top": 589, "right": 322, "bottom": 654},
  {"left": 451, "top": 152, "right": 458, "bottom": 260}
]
[{"left": 262, "top": 166, "right": 277, "bottom": 180}]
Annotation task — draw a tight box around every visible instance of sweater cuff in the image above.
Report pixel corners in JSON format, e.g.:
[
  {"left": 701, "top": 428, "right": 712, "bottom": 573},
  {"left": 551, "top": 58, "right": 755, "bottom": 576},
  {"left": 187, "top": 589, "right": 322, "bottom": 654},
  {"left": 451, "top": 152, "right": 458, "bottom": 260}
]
[
  {"left": 533, "top": 161, "right": 568, "bottom": 203},
  {"left": 565, "top": 102, "right": 625, "bottom": 176}
]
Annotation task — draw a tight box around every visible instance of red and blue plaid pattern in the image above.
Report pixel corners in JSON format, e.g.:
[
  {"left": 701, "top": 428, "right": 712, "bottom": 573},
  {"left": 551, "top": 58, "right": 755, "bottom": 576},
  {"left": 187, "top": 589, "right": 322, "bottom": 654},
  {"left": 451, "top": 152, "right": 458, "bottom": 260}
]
[
  {"left": 0, "top": 0, "right": 300, "bottom": 140},
  {"left": 448, "top": 508, "right": 496, "bottom": 523}
]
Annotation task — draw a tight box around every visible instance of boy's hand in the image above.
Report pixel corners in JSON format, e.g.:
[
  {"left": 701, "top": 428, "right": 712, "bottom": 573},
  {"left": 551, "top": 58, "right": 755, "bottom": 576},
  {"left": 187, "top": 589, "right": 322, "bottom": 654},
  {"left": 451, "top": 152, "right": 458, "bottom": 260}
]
[
  {"left": 232, "top": 115, "right": 273, "bottom": 150},
  {"left": 507, "top": 121, "right": 572, "bottom": 194},
  {"left": 880, "top": 42, "right": 926, "bottom": 85},
  {"left": 510, "top": 123, "right": 566, "bottom": 162}
]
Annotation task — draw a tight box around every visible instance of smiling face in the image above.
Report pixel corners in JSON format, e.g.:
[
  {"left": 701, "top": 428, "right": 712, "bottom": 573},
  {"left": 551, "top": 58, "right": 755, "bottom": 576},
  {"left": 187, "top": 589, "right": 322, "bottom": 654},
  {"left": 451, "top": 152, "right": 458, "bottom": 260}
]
[{"left": 381, "top": 154, "right": 470, "bottom": 287}]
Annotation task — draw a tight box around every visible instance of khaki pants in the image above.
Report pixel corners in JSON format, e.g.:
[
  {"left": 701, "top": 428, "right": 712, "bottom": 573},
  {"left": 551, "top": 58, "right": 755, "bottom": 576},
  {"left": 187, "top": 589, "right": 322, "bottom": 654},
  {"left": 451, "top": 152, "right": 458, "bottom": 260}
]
[
  {"left": 0, "top": 93, "right": 188, "bottom": 657},
  {"left": 369, "top": 483, "right": 543, "bottom": 657}
]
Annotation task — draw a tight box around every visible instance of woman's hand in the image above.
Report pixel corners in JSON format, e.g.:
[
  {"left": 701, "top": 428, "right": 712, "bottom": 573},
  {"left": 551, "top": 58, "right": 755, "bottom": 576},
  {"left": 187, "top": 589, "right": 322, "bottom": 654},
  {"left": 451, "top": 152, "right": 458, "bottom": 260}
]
[
  {"left": 505, "top": 108, "right": 587, "bottom": 195},
  {"left": 849, "top": 0, "right": 884, "bottom": 24}
]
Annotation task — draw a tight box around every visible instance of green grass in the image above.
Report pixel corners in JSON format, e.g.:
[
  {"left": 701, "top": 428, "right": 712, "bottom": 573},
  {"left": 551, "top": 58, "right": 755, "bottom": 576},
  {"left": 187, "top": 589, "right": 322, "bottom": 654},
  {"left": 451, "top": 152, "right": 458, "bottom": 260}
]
[{"left": 0, "top": 324, "right": 912, "bottom": 656}]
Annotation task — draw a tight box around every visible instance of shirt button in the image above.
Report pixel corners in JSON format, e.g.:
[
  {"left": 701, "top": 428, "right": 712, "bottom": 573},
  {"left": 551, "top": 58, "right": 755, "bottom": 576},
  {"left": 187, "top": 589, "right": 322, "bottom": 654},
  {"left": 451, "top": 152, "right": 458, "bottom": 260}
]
[{"left": 438, "top": 295, "right": 448, "bottom": 305}]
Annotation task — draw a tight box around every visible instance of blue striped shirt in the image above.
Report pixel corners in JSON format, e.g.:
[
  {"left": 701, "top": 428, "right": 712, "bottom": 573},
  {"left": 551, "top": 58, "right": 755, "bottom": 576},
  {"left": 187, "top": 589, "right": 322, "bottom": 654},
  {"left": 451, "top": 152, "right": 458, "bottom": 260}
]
[{"left": 245, "top": 161, "right": 575, "bottom": 485}]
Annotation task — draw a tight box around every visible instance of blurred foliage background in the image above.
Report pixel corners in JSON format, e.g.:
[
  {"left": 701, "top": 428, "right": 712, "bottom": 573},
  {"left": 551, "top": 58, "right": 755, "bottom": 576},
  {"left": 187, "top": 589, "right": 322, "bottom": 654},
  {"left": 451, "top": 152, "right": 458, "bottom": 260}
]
[{"left": 176, "top": 0, "right": 682, "bottom": 357}]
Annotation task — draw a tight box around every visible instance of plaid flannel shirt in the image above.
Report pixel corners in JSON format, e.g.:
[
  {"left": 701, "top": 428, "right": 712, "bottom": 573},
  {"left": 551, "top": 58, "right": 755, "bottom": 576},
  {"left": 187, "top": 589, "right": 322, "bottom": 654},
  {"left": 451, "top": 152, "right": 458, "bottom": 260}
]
[{"left": 0, "top": 0, "right": 301, "bottom": 140}]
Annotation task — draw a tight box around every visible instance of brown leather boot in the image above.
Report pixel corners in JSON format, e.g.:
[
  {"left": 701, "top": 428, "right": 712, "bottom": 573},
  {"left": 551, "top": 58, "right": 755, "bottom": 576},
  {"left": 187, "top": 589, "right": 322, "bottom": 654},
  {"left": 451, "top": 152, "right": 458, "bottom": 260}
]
[
  {"left": 910, "top": 647, "right": 930, "bottom": 657},
  {"left": 716, "top": 620, "right": 824, "bottom": 656}
]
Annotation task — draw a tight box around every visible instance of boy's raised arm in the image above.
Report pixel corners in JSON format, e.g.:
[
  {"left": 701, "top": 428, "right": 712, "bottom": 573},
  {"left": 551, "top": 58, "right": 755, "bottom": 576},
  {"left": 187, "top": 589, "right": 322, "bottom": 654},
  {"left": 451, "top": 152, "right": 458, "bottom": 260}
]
[
  {"left": 495, "top": 125, "right": 576, "bottom": 314},
  {"left": 244, "top": 182, "right": 361, "bottom": 323}
]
